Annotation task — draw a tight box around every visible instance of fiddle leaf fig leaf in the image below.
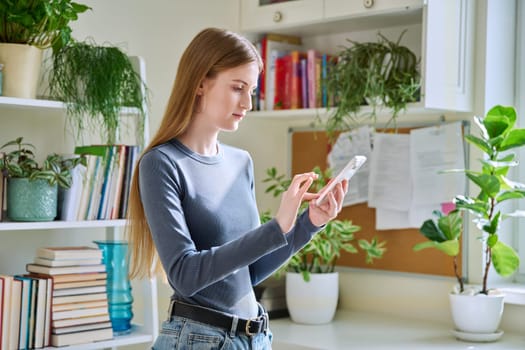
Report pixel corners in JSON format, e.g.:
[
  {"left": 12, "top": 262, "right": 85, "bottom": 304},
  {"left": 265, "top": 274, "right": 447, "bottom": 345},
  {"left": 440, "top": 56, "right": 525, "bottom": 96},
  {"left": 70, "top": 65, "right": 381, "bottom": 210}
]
[
  {"left": 418, "top": 219, "right": 447, "bottom": 242},
  {"left": 491, "top": 240, "right": 520, "bottom": 277},
  {"left": 482, "top": 212, "right": 500, "bottom": 235},
  {"left": 497, "top": 190, "right": 525, "bottom": 203},
  {"left": 437, "top": 211, "right": 462, "bottom": 240},
  {"left": 464, "top": 135, "right": 491, "bottom": 153},
  {"left": 466, "top": 173, "right": 500, "bottom": 197},
  {"left": 499, "top": 129, "right": 525, "bottom": 151},
  {"left": 413, "top": 240, "right": 459, "bottom": 257},
  {"left": 487, "top": 234, "right": 498, "bottom": 247},
  {"left": 484, "top": 105, "right": 515, "bottom": 136}
]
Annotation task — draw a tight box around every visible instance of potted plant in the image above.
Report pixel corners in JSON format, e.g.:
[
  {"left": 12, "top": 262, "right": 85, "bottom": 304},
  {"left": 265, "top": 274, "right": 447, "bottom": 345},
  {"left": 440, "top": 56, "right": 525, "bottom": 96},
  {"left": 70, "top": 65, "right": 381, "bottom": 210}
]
[
  {"left": 47, "top": 39, "right": 147, "bottom": 145},
  {"left": 0, "top": 0, "right": 90, "bottom": 98},
  {"left": 323, "top": 30, "right": 420, "bottom": 140},
  {"left": 0, "top": 137, "right": 85, "bottom": 221},
  {"left": 414, "top": 105, "right": 525, "bottom": 339},
  {"left": 263, "top": 166, "right": 386, "bottom": 324}
]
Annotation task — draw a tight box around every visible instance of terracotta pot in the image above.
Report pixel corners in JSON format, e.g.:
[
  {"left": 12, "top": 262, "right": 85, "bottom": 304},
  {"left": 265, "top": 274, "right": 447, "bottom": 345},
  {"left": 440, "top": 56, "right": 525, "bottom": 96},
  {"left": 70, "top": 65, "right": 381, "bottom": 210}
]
[{"left": 0, "top": 43, "right": 43, "bottom": 99}]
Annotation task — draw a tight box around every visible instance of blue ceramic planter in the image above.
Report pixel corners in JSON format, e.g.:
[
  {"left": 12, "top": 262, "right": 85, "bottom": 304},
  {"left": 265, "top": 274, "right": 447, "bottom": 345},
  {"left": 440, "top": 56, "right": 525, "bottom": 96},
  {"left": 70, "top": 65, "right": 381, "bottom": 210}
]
[{"left": 6, "top": 178, "right": 58, "bottom": 221}]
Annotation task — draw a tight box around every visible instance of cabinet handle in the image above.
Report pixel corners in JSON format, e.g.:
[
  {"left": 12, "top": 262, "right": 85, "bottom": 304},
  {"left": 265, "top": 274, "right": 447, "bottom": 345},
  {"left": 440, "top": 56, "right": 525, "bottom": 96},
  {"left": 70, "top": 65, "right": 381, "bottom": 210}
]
[
  {"left": 273, "top": 11, "right": 283, "bottom": 23},
  {"left": 363, "top": 0, "right": 374, "bottom": 8}
]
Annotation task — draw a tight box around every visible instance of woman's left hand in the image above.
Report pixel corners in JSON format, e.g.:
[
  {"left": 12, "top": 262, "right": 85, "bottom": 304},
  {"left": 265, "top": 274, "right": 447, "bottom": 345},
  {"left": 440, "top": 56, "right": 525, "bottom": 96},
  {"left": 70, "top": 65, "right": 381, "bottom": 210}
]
[{"left": 305, "top": 179, "right": 348, "bottom": 227}]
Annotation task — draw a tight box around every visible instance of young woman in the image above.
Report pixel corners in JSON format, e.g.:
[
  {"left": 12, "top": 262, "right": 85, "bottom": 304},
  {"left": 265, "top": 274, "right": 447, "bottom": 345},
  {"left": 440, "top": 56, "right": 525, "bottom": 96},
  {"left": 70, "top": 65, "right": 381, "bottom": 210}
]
[{"left": 126, "top": 27, "right": 348, "bottom": 350}]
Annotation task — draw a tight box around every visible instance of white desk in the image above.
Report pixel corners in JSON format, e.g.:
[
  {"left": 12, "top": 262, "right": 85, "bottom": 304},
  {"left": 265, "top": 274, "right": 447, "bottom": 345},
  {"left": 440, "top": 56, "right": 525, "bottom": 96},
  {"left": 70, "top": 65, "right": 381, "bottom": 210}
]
[{"left": 270, "top": 310, "right": 524, "bottom": 349}]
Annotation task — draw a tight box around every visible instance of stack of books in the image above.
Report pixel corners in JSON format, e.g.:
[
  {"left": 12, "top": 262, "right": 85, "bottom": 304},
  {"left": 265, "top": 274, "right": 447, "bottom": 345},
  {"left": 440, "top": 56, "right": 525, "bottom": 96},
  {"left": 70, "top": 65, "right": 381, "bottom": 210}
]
[{"left": 26, "top": 246, "right": 113, "bottom": 347}]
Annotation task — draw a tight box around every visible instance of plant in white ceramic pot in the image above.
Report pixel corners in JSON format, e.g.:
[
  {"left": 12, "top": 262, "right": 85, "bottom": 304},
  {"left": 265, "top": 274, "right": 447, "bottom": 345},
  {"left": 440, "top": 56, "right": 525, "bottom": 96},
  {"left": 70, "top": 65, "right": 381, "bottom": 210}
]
[
  {"left": 262, "top": 166, "right": 386, "bottom": 324},
  {"left": 414, "top": 105, "right": 525, "bottom": 338},
  {"left": 0, "top": 0, "right": 91, "bottom": 98}
]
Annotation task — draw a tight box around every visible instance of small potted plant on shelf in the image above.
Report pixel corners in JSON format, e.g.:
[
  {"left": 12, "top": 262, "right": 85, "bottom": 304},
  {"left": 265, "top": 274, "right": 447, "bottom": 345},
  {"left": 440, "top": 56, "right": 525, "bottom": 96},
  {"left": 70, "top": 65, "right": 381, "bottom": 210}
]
[
  {"left": 0, "top": 137, "right": 85, "bottom": 222},
  {"left": 0, "top": 0, "right": 91, "bottom": 98},
  {"left": 413, "top": 105, "right": 525, "bottom": 340},
  {"left": 47, "top": 39, "right": 148, "bottom": 145},
  {"left": 324, "top": 30, "right": 420, "bottom": 140},
  {"left": 263, "top": 166, "right": 386, "bottom": 324}
]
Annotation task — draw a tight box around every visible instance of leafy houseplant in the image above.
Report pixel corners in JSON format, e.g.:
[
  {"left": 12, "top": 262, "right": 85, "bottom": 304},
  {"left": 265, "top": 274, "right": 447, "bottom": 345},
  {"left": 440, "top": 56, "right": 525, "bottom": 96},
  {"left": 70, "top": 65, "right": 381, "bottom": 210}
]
[
  {"left": 263, "top": 166, "right": 386, "bottom": 324},
  {"left": 263, "top": 166, "right": 386, "bottom": 281},
  {"left": 414, "top": 105, "right": 525, "bottom": 294},
  {"left": 47, "top": 40, "right": 147, "bottom": 145},
  {"left": 0, "top": 137, "right": 85, "bottom": 221},
  {"left": 414, "top": 105, "right": 525, "bottom": 335},
  {"left": 0, "top": 0, "right": 90, "bottom": 52},
  {"left": 324, "top": 30, "right": 420, "bottom": 139},
  {"left": 0, "top": 137, "right": 84, "bottom": 188}
]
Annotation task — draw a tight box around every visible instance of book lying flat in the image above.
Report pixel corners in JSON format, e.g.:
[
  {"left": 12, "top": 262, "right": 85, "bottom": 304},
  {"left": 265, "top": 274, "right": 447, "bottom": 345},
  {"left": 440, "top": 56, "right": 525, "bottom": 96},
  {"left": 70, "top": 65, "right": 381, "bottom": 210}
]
[
  {"left": 50, "top": 326, "right": 113, "bottom": 347},
  {"left": 53, "top": 300, "right": 108, "bottom": 312},
  {"left": 52, "top": 314, "right": 110, "bottom": 328},
  {"left": 52, "top": 321, "right": 112, "bottom": 335},
  {"left": 52, "top": 306, "right": 109, "bottom": 321},
  {"left": 34, "top": 257, "right": 102, "bottom": 267},
  {"left": 36, "top": 246, "right": 102, "bottom": 260},
  {"left": 54, "top": 279, "right": 106, "bottom": 290},
  {"left": 53, "top": 292, "right": 107, "bottom": 306},
  {"left": 30, "top": 272, "right": 107, "bottom": 284},
  {"left": 52, "top": 285, "right": 107, "bottom": 297},
  {"left": 26, "top": 264, "right": 106, "bottom": 276}
]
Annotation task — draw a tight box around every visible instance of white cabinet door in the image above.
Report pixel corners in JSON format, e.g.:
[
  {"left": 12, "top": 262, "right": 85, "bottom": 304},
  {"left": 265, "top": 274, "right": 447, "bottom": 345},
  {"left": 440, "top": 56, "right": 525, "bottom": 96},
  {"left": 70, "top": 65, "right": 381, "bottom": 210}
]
[
  {"left": 240, "top": 0, "right": 324, "bottom": 33},
  {"left": 324, "top": 0, "right": 423, "bottom": 20},
  {"left": 423, "top": 0, "right": 474, "bottom": 112}
]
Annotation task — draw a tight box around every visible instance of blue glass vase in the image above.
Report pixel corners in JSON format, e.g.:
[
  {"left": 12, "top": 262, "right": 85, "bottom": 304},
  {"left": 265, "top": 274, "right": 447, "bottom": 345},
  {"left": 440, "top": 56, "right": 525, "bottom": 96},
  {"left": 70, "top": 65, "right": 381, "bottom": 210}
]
[{"left": 94, "top": 240, "right": 134, "bottom": 335}]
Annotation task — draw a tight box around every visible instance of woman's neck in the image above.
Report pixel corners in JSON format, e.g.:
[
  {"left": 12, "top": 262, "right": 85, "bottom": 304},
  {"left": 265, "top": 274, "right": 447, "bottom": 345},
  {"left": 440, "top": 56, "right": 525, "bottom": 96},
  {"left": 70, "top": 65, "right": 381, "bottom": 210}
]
[{"left": 178, "top": 129, "right": 219, "bottom": 156}]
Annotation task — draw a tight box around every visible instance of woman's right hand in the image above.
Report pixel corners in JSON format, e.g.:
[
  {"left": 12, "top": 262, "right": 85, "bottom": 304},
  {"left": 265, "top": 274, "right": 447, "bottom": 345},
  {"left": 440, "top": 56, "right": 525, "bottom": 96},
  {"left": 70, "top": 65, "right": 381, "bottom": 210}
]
[{"left": 274, "top": 172, "right": 318, "bottom": 233}]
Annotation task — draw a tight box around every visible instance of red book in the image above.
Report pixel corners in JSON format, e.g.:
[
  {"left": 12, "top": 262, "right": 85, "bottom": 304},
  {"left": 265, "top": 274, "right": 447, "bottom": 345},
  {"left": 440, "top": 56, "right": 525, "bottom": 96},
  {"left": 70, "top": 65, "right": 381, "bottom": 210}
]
[
  {"left": 290, "top": 50, "right": 306, "bottom": 109},
  {"left": 274, "top": 54, "right": 292, "bottom": 110}
]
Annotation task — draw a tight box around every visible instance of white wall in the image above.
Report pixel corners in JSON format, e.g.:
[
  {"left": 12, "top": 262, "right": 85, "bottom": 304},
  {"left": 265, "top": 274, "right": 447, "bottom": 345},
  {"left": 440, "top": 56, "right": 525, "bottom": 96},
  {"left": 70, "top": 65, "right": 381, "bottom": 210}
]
[
  {"left": 65, "top": 0, "right": 525, "bottom": 338},
  {"left": 3, "top": 1, "right": 523, "bottom": 347}
]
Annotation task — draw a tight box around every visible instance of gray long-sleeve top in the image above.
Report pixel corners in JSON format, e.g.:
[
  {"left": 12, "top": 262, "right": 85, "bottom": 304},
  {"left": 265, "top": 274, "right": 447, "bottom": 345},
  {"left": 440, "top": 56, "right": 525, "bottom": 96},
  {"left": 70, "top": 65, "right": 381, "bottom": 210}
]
[{"left": 139, "top": 138, "right": 321, "bottom": 319}]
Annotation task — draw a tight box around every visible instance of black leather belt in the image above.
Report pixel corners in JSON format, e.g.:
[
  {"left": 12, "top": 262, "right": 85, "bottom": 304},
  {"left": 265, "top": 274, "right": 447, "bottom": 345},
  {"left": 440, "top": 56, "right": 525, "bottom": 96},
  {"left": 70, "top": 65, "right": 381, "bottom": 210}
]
[{"left": 168, "top": 300, "right": 268, "bottom": 336}]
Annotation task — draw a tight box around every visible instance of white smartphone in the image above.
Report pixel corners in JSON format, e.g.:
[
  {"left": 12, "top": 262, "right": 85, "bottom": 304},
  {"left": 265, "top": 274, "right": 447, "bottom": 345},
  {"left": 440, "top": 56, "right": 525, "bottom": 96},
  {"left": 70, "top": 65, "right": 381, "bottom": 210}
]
[{"left": 315, "top": 155, "right": 367, "bottom": 206}]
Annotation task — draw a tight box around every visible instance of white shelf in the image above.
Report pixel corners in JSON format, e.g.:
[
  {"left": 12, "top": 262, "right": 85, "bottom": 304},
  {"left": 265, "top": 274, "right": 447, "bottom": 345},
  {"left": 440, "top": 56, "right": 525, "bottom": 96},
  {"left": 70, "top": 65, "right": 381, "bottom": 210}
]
[
  {"left": 41, "top": 325, "right": 153, "bottom": 350},
  {"left": 249, "top": 102, "right": 447, "bottom": 126},
  {"left": 0, "top": 96, "right": 141, "bottom": 115},
  {"left": 0, "top": 219, "right": 126, "bottom": 231}
]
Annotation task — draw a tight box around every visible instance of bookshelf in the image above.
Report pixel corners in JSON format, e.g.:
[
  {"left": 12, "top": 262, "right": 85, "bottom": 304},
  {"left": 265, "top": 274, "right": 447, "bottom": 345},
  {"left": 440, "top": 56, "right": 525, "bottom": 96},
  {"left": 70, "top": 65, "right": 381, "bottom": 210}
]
[
  {"left": 240, "top": 0, "right": 475, "bottom": 116},
  {"left": 0, "top": 56, "right": 158, "bottom": 348}
]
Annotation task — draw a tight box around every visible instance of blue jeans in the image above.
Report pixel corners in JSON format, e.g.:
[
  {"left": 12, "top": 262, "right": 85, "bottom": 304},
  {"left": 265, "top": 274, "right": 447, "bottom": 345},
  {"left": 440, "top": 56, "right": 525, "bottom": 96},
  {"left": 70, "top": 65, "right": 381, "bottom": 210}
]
[{"left": 152, "top": 315, "right": 273, "bottom": 350}]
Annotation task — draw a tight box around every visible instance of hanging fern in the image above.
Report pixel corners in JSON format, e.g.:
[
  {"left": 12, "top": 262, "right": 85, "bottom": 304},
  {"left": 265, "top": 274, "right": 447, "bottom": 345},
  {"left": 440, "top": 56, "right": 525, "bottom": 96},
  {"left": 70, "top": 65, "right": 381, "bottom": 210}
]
[
  {"left": 324, "top": 30, "right": 420, "bottom": 139},
  {"left": 48, "top": 39, "right": 147, "bottom": 145}
]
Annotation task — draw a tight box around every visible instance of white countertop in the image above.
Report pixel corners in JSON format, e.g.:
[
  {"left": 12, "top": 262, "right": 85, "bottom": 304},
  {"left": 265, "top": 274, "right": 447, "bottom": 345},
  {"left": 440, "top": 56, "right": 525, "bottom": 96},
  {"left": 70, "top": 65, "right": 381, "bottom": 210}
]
[{"left": 270, "top": 310, "right": 524, "bottom": 349}]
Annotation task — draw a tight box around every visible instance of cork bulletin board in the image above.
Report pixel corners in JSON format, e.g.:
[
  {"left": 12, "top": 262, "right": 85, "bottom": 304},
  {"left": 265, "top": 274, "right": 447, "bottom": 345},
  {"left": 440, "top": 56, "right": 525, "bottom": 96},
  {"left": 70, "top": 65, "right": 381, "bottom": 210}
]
[{"left": 290, "top": 124, "right": 467, "bottom": 277}]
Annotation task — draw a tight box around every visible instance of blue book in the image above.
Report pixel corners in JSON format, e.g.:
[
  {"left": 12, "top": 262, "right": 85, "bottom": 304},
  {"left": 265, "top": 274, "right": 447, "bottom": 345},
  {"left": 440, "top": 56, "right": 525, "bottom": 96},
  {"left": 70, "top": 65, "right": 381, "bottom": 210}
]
[{"left": 14, "top": 276, "right": 33, "bottom": 350}]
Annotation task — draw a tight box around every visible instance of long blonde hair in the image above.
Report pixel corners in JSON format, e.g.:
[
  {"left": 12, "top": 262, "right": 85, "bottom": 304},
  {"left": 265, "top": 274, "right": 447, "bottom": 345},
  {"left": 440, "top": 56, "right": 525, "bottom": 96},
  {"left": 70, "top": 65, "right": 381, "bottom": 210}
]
[{"left": 127, "top": 28, "right": 263, "bottom": 279}]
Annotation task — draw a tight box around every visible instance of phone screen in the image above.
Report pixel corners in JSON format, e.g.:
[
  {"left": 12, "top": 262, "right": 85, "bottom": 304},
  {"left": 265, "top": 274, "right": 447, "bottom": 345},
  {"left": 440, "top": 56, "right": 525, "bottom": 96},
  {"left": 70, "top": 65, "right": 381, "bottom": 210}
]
[{"left": 315, "top": 155, "right": 367, "bottom": 206}]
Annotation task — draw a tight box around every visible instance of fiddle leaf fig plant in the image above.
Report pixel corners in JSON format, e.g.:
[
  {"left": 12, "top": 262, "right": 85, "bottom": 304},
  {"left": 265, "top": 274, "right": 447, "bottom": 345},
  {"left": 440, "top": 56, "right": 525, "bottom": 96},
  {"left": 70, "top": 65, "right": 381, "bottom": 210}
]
[
  {"left": 414, "top": 105, "right": 525, "bottom": 295},
  {"left": 263, "top": 166, "right": 386, "bottom": 282}
]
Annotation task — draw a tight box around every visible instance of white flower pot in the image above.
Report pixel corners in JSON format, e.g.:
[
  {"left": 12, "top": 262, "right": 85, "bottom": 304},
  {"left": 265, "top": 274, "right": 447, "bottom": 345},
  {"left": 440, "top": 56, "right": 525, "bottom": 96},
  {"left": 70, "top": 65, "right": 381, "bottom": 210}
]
[
  {"left": 449, "top": 292, "right": 504, "bottom": 334},
  {"left": 285, "top": 272, "right": 338, "bottom": 324},
  {"left": 0, "top": 43, "right": 43, "bottom": 99}
]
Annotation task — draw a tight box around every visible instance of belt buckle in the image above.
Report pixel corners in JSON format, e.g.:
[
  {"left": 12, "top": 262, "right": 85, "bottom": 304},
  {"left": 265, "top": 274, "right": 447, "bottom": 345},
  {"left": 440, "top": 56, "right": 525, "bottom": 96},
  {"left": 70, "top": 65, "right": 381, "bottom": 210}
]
[{"left": 245, "top": 314, "right": 268, "bottom": 336}]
